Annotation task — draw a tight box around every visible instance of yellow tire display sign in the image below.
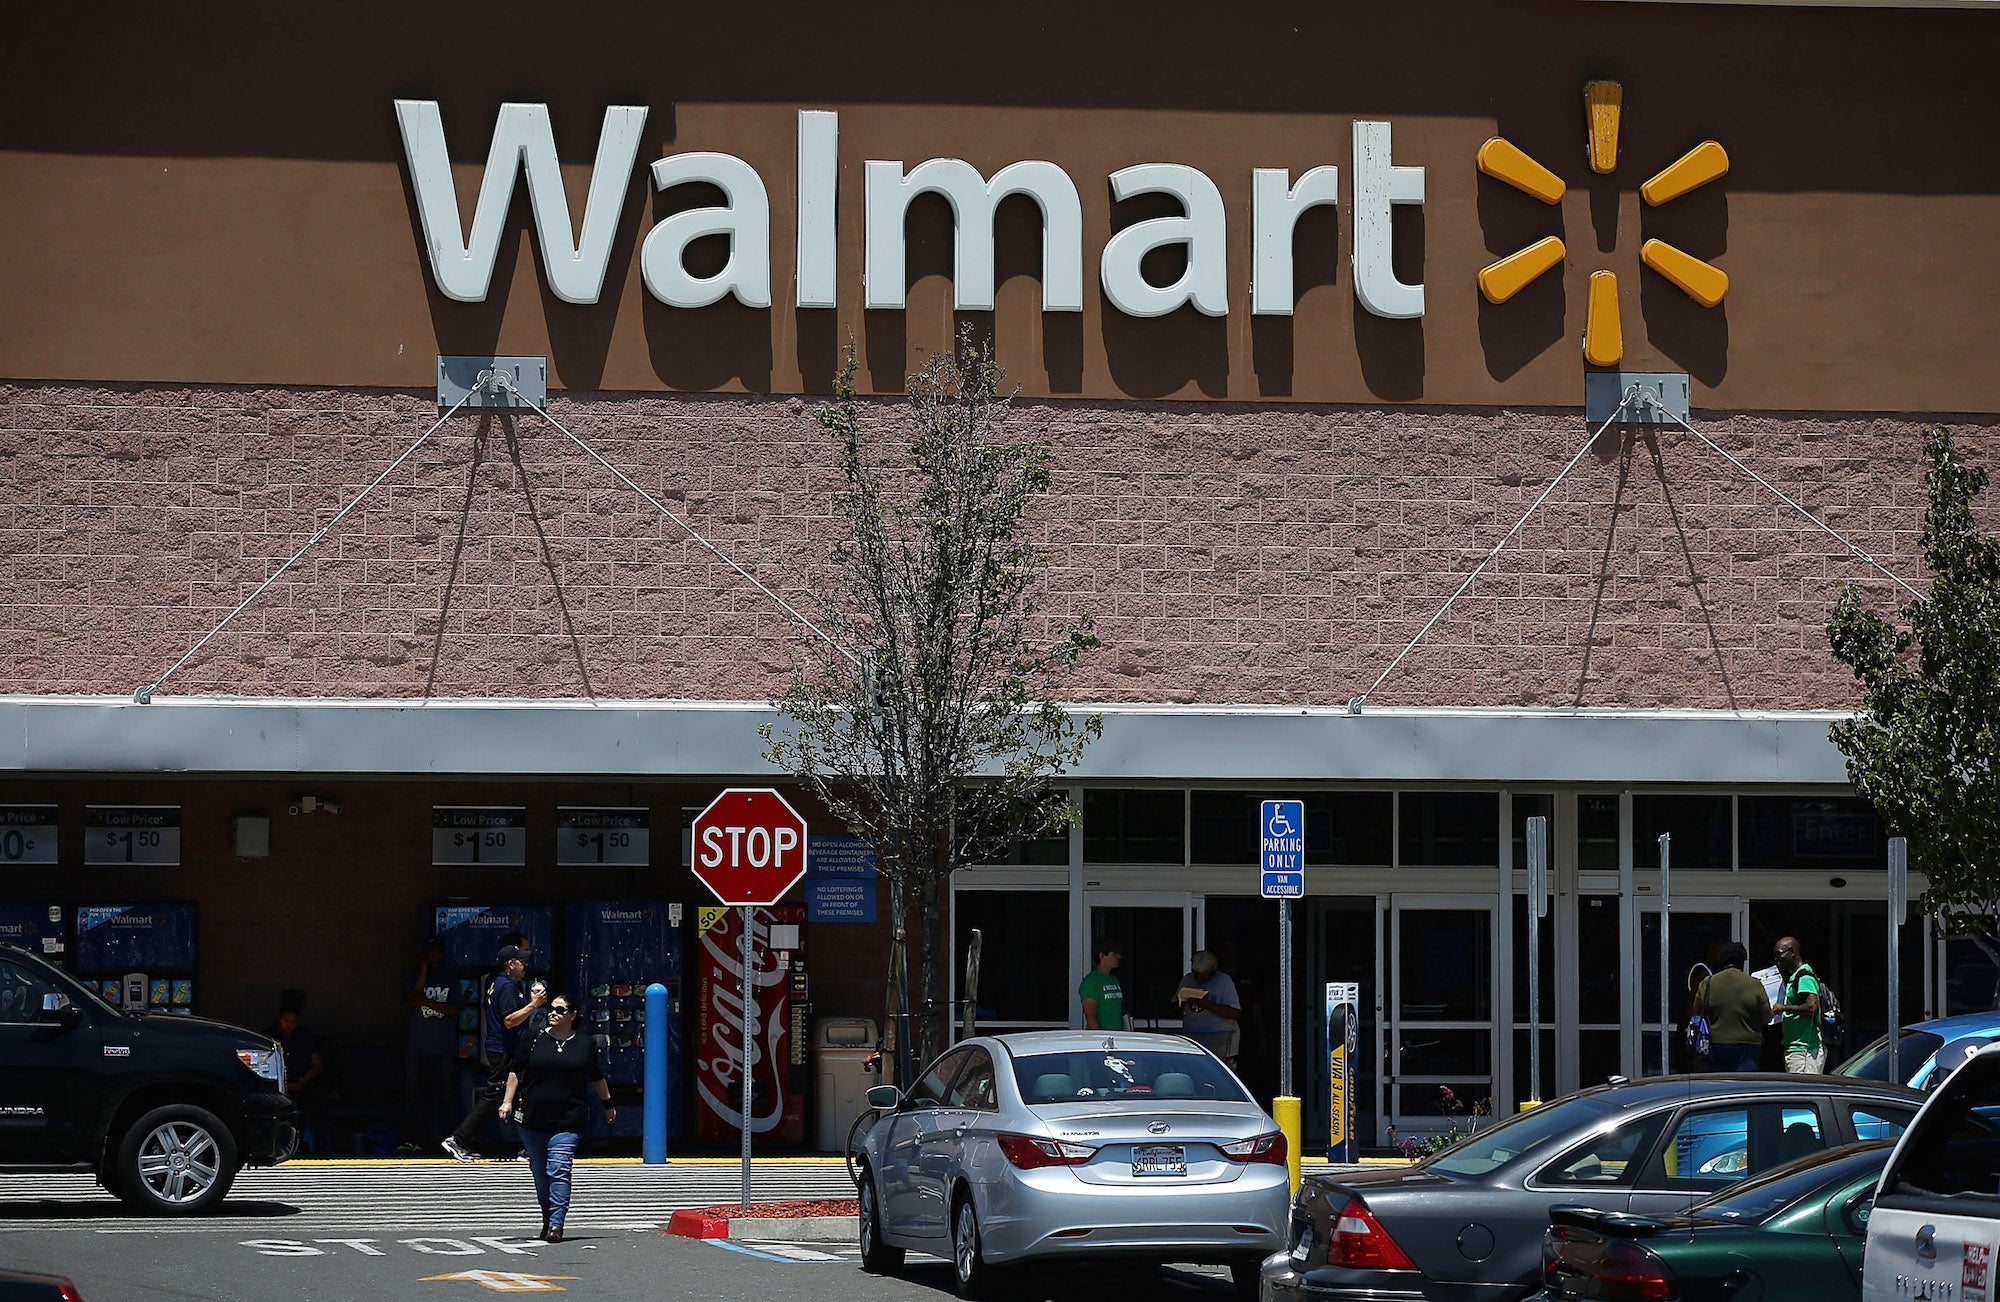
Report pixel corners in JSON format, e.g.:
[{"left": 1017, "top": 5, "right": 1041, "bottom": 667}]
[{"left": 1326, "top": 982, "right": 1360, "bottom": 1161}]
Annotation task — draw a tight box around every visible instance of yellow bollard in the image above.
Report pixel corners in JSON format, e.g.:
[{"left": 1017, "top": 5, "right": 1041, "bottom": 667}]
[{"left": 1274, "top": 1096, "right": 1303, "bottom": 1194}]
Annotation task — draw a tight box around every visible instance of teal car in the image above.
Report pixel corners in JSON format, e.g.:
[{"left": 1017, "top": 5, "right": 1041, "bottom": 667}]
[{"left": 1542, "top": 1141, "right": 1888, "bottom": 1301}]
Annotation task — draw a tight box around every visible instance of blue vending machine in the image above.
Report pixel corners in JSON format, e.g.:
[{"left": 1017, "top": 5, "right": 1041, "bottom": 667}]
[
  {"left": 433, "top": 904, "right": 555, "bottom": 1061},
  {"left": 0, "top": 904, "right": 67, "bottom": 969},
  {"left": 74, "top": 904, "right": 198, "bottom": 1015},
  {"left": 566, "top": 901, "right": 683, "bottom": 1143}
]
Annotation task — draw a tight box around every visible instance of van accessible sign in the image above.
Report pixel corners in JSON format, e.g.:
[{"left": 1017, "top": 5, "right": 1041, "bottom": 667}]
[{"left": 395, "top": 103, "right": 1427, "bottom": 321}]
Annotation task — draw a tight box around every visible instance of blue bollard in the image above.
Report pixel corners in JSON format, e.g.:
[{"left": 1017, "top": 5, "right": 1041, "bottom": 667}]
[{"left": 644, "top": 982, "right": 669, "bottom": 1164}]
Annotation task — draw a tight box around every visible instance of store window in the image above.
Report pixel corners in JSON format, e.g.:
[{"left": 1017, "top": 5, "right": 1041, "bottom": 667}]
[
  {"left": 981, "top": 791, "right": 1071, "bottom": 865},
  {"left": 1634, "top": 794, "right": 1732, "bottom": 870},
  {"left": 1577, "top": 793, "right": 1620, "bottom": 873},
  {"left": 1510, "top": 794, "right": 1555, "bottom": 870},
  {"left": 1738, "top": 795, "right": 1883, "bottom": 871},
  {"left": 1399, "top": 792, "right": 1499, "bottom": 867},
  {"left": 1082, "top": 789, "right": 1185, "bottom": 864},
  {"left": 953, "top": 891, "right": 1069, "bottom": 1024},
  {"left": 1189, "top": 791, "right": 1391, "bottom": 866}
]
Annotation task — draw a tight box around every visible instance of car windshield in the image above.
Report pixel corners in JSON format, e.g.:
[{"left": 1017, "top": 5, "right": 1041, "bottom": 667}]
[
  {"left": 1011, "top": 1048, "right": 1251, "bottom": 1105},
  {"left": 1690, "top": 1144, "right": 1890, "bottom": 1224},
  {"left": 1425, "top": 1094, "right": 1618, "bottom": 1178},
  {"left": 1837, "top": 1029, "right": 1945, "bottom": 1084}
]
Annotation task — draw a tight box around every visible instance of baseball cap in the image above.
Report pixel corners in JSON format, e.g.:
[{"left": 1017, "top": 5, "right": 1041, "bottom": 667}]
[{"left": 497, "top": 945, "right": 531, "bottom": 964}]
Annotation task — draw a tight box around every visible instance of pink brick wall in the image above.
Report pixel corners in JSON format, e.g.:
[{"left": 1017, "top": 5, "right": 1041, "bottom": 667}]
[{"left": 1, "top": 381, "right": 1986, "bottom": 710}]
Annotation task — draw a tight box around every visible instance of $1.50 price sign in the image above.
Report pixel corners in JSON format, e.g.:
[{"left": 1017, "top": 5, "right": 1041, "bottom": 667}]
[
  {"left": 0, "top": 806, "right": 57, "bottom": 865},
  {"left": 557, "top": 807, "right": 649, "bottom": 866},
  {"left": 431, "top": 807, "right": 527, "bottom": 866},
  {"left": 84, "top": 806, "right": 181, "bottom": 866}
]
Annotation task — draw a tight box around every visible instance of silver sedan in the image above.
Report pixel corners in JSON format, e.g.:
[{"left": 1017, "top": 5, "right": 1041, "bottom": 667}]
[{"left": 854, "top": 1030, "right": 1291, "bottom": 1298}]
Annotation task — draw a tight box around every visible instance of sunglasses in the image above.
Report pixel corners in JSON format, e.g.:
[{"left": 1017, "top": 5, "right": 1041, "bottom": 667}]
[{"left": 549, "top": 1005, "right": 574, "bottom": 1016}]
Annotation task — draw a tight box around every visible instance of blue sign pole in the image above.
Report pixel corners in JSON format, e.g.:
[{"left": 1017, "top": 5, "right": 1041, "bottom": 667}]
[
  {"left": 1262, "top": 800, "right": 1306, "bottom": 1104},
  {"left": 643, "top": 981, "right": 669, "bottom": 1164}
]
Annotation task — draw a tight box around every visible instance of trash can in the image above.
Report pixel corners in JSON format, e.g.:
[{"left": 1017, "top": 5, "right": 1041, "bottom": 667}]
[{"left": 814, "top": 1016, "right": 879, "bottom": 1153}]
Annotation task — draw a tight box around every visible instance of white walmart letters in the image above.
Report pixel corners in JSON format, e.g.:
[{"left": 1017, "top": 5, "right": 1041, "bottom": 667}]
[{"left": 393, "top": 104, "right": 1425, "bottom": 319}]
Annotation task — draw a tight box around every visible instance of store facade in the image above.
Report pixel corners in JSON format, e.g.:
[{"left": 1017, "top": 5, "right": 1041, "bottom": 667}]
[{"left": 2, "top": 3, "right": 1996, "bottom": 1146}]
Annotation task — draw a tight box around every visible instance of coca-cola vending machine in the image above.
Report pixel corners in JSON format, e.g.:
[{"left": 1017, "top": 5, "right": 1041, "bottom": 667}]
[{"left": 695, "top": 906, "right": 806, "bottom": 1146}]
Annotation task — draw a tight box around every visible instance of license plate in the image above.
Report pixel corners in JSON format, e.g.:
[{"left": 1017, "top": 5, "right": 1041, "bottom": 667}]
[{"left": 1132, "top": 1144, "right": 1186, "bottom": 1176}]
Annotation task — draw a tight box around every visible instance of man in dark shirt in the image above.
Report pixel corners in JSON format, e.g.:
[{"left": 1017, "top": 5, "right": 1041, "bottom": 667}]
[
  {"left": 402, "top": 937, "right": 460, "bottom": 1152},
  {"left": 267, "top": 989, "right": 327, "bottom": 1154},
  {"left": 443, "top": 945, "right": 545, "bottom": 1161},
  {"left": 1693, "top": 941, "right": 1774, "bottom": 1073}
]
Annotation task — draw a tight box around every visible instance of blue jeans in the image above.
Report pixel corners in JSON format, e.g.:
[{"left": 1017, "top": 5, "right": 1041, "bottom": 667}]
[
  {"left": 1710, "top": 1041, "right": 1762, "bottom": 1072},
  {"left": 519, "top": 1127, "right": 580, "bottom": 1228}
]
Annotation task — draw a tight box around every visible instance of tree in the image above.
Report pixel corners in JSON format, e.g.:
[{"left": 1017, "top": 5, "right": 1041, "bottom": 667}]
[
  {"left": 761, "top": 326, "right": 1101, "bottom": 1072},
  {"left": 1828, "top": 425, "right": 2000, "bottom": 1005}
]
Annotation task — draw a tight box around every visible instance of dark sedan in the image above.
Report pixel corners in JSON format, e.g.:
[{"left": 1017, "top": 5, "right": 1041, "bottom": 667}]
[
  {"left": 1544, "top": 1141, "right": 1887, "bottom": 1301},
  {"left": 1261, "top": 1075, "right": 1920, "bottom": 1302}
]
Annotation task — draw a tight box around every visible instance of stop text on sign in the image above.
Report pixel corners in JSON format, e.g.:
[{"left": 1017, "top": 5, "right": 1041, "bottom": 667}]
[{"left": 697, "top": 823, "right": 801, "bottom": 871}]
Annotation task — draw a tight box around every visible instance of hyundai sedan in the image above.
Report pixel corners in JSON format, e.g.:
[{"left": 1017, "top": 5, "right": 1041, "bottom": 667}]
[{"left": 853, "top": 1030, "right": 1290, "bottom": 1298}]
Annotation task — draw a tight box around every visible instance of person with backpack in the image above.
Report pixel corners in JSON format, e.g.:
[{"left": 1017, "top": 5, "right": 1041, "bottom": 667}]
[{"left": 1772, "top": 936, "right": 1825, "bottom": 1073}]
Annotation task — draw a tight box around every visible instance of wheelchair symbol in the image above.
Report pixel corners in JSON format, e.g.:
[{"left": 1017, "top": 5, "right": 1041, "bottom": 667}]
[{"left": 1267, "top": 807, "right": 1297, "bottom": 838}]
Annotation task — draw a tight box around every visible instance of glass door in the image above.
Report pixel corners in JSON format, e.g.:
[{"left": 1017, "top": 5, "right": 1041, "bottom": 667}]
[
  {"left": 1636, "top": 897, "right": 1747, "bottom": 1077},
  {"left": 1084, "top": 892, "right": 1196, "bottom": 1033},
  {"left": 1388, "top": 895, "right": 1497, "bottom": 1141}
]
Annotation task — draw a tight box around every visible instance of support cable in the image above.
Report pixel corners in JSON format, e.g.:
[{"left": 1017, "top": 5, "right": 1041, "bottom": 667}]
[
  {"left": 1660, "top": 407, "right": 1923, "bottom": 601},
  {"left": 495, "top": 375, "right": 863, "bottom": 668},
  {"left": 132, "top": 388, "right": 481, "bottom": 703},
  {"left": 1348, "top": 386, "right": 1642, "bottom": 713}
]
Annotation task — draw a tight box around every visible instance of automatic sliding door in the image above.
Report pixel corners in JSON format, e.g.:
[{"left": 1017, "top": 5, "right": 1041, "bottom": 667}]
[{"left": 1390, "top": 897, "right": 1496, "bottom": 1138}]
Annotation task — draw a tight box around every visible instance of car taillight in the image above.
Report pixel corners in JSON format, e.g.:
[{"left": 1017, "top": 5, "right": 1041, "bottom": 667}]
[
  {"left": 1326, "top": 1198, "right": 1417, "bottom": 1271},
  {"left": 1592, "top": 1238, "right": 1678, "bottom": 1301},
  {"left": 56, "top": 1280, "right": 85, "bottom": 1302},
  {"left": 996, "top": 1133, "right": 1096, "bottom": 1169},
  {"left": 1220, "top": 1131, "right": 1288, "bottom": 1164}
]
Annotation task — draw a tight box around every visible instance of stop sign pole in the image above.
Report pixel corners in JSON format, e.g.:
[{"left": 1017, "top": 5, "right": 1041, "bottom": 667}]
[{"left": 691, "top": 788, "right": 810, "bottom": 1207}]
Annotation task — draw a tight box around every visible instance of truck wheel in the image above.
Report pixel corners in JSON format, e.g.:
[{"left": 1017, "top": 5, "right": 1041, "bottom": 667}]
[{"left": 113, "top": 1104, "right": 240, "bottom": 1215}]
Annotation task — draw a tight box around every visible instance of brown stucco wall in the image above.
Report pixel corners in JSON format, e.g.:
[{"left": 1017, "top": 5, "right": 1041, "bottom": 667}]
[
  {"left": 2, "top": 3, "right": 1996, "bottom": 410},
  {"left": 3, "top": 380, "right": 1980, "bottom": 710}
]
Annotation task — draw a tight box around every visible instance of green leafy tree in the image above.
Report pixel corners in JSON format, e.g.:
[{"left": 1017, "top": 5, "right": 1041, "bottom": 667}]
[
  {"left": 1828, "top": 425, "right": 2000, "bottom": 1004},
  {"left": 762, "top": 327, "right": 1100, "bottom": 1071}
]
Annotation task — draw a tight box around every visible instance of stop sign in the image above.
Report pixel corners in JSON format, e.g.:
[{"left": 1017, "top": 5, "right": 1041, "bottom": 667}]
[{"left": 690, "top": 788, "right": 810, "bottom": 907}]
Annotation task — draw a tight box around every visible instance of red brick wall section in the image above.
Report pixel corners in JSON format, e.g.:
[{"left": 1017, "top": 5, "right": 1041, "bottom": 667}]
[{"left": 2, "top": 380, "right": 1991, "bottom": 709}]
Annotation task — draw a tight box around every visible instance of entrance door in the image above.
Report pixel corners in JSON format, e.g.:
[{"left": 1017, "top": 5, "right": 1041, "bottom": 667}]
[
  {"left": 1636, "top": 898, "right": 1747, "bottom": 1077},
  {"left": 1388, "top": 896, "right": 1497, "bottom": 1140},
  {"left": 1085, "top": 893, "right": 1195, "bottom": 1033}
]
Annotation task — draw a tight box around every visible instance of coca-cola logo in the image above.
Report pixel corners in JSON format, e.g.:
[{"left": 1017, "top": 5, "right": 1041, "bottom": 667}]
[{"left": 696, "top": 912, "right": 791, "bottom": 1134}]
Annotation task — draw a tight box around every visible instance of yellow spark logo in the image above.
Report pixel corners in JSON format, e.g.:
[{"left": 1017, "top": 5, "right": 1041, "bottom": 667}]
[{"left": 1476, "top": 81, "right": 1729, "bottom": 367}]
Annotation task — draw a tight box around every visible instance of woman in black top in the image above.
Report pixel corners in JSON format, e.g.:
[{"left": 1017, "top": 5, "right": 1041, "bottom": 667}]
[{"left": 497, "top": 994, "right": 614, "bottom": 1241}]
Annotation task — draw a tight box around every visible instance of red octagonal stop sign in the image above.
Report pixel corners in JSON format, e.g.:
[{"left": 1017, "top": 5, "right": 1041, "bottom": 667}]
[{"left": 690, "top": 788, "right": 810, "bottom": 907}]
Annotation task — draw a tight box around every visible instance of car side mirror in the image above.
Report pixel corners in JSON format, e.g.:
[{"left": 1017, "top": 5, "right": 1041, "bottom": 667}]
[
  {"left": 41, "top": 993, "right": 80, "bottom": 1026},
  {"left": 865, "top": 1084, "right": 902, "bottom": 1111}
]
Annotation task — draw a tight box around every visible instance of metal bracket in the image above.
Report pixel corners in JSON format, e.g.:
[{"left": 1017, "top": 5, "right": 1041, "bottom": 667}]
[
  {"left": 437, "top": 356, "right": 546, "bottom": 410},
  {"left": 1584, "top": 370, "right": 1689, "bottom": 425}
]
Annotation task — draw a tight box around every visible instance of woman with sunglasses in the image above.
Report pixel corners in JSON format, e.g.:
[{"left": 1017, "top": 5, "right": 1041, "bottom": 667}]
[{"left": 498, "top": 994, "right": 614, "bottom": 1242}]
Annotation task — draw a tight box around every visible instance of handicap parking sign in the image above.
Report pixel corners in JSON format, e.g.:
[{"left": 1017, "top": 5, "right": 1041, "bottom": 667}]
[{"left": 1261, "top": 799, "right": 1305, "bottom": 898}]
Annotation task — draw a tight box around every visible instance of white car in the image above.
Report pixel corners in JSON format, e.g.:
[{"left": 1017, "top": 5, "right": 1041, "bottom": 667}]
[
  {"left": 1863, "top": 1040, "right": 2000, "bottom": 1301},
  {"left": 852, "top": 1030, "right": 1289, "bottom": 1298}
]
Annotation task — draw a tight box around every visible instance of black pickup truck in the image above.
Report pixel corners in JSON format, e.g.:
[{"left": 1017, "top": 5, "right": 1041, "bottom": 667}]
[{"left": 0, "top": 942, "right": 296, "bottom": 1214}]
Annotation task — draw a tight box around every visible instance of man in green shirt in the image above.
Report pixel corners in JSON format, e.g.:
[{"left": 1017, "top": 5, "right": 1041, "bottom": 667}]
[
  {"left": 1772, "top": 936, "right": 1824, "bottom": 1073},
  {"left": 1079, "top": 940, "right": 1125, "bottom": 1031}
]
